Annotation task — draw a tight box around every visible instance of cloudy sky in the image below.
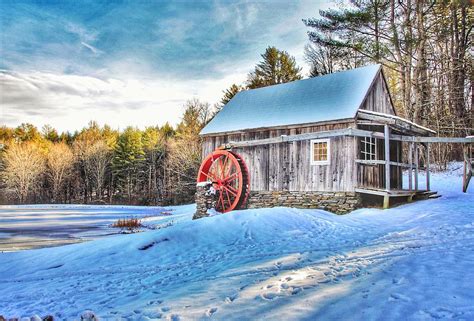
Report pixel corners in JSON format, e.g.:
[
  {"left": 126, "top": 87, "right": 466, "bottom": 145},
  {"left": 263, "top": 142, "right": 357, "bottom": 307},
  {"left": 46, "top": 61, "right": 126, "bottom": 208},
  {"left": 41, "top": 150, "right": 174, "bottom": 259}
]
[{"left": 0, "top": 0, "right": 331, "bottom": 132}]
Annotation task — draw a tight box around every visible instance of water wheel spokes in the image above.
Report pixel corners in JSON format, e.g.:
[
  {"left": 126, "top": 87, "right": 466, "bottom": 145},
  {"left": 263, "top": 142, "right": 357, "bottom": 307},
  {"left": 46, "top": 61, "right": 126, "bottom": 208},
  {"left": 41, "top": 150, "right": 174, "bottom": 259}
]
[{"left": 197, "top": 149, "right": 250, "bottom": 213}]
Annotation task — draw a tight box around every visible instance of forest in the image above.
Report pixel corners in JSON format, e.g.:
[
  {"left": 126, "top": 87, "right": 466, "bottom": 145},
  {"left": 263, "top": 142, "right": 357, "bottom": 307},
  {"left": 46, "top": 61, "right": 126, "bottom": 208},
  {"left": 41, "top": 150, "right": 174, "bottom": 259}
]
[{"left": 0, "top": 0, "right": 472, "bottom": 205}]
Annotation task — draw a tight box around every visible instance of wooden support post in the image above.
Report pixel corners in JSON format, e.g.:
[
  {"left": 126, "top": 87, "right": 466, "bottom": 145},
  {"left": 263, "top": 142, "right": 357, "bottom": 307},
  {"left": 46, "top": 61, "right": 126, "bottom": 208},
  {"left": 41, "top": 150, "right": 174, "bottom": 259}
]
[
  {"left": 408, "top": 142, "right": 413, "bottom": 190},
  {"left": 383, "top": 195, "right": 390, "bottom": 209},
  {"left": 414, "top": 143, "right": 419, "bottom": 191},
  {"left": 384, "top": 125, "right": 391, "bottom": 192},
  {"left": 383, "top": 125, "right": 391, "bottom": 210},
  {"left": 463, "top": 144, "right": 473, "bottom": 193},
  {"left": 426, "top": 143, "right": 430, "bottom": 191}
]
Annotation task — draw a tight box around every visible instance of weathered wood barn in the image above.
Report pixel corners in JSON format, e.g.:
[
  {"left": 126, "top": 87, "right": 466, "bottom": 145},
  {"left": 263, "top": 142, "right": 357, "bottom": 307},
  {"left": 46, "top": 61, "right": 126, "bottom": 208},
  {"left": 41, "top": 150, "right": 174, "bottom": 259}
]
[{"left": 196, "top": 65, "right": 473, "bottom": 215}]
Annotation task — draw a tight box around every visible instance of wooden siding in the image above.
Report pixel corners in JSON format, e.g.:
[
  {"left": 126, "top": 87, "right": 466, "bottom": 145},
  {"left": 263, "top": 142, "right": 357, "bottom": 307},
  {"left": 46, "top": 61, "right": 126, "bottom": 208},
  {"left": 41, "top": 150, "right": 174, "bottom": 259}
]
[
  {"left": 356, "top": 72, "right": 401, "bottom": 189},
  {"left": 202, "top": 122, "right": 358, "bottom": 192},
  {"left": 356, "top": 135, "right": 402, "bottom": 189},
  {"left": 359, "top": 72, "right": 395, "bottom": 115}
]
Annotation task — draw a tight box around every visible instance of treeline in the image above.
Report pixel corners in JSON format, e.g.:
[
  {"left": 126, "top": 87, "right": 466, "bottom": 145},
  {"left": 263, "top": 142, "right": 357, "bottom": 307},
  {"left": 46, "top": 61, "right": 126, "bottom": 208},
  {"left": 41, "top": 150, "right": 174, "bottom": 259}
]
[
  {"left": 0, "top": 99, "right": 211, "bottom": 205},
  {"left": 303, "top": 0, "right": 473, "bottom": 165},
  {"left": 0, "top": 46, "right": 304, "bottom": 206}
]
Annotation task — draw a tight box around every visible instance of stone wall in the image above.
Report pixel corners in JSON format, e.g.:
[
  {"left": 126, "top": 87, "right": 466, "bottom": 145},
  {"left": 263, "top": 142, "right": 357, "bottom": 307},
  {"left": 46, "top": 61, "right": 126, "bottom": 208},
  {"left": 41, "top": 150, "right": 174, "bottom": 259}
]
[
  {"left": 193, "top": 183, "right": 216, "bottom": 220},
  {"left": 246, "top": 191, "right": 360, "bottom": 214}
]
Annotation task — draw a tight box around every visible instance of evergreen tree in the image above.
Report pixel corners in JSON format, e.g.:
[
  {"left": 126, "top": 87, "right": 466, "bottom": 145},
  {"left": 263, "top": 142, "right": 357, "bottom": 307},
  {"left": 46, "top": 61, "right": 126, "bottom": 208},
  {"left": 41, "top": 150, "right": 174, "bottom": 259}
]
[
  {"left": 42, "top": 124, "right": 59, "bottom": 142},
  {"left": 247, "top": 46, "right": 302, "bottom": 89},
  {"left": 142, "top": 126, "right": 165, "bottom": 204},
  {"left": 220, "top": 84, "right": 243, "bottom": 105},
  {"left": 112, "top": 127, "right": 145, "bottom": 203}
]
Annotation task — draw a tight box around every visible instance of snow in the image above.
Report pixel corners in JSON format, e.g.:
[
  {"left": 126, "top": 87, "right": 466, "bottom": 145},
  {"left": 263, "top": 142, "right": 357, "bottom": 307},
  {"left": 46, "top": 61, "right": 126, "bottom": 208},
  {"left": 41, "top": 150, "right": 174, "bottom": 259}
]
[
  {"left": 1, "top": 164, "right": 473, "bottom": 320},
  {"left": 200, "top": 65, "right": 381, "bottom": 135}
]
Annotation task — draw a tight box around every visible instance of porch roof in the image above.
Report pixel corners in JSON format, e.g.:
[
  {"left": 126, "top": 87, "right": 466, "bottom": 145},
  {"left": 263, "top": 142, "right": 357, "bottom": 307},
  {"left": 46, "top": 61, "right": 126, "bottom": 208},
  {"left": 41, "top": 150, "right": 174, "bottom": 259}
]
[{"left": 357, "top": 109, "right": 436, "bottom": 136}]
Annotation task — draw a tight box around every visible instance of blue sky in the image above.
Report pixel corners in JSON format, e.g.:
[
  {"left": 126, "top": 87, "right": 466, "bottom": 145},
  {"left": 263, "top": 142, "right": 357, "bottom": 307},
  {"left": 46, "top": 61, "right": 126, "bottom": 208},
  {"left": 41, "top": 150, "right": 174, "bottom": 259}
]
[{"left": 1, "top": 0, "right": 331, "bottom": 132}]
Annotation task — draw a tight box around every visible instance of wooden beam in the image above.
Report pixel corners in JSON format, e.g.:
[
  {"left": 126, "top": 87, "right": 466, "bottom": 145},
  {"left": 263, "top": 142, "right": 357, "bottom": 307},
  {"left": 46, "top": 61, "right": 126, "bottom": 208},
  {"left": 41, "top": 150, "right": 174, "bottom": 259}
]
[
  {"left": 227, "top": 128, "right": 355, "bottom": 148},
  {"left": 355, "top": 159, "right": 411, "bottom": 168},
  {"left": 426, "top": 143, "right": 430, "bottom": 191},
  {"left": 408, "top": 142, "right": 413, "bottom": 191},
  {"left": 356, "top": 120, "right": 386, "bottom": 126},
  {"left": 414, "top": 143, "right": 419, "bottom": 190},
  {"left": 357, "top": 110, "right": 436, "bottom": 136},
  {"left": 393, "top": 136, "right": 474, "bottom": 143},
  {"left": 384, "top": 124, "right": 391, "bottom": 192},
  {"left": 355, "top": 187, "right": 417, "bottom": 197},
  {"left": 225, "top": 128, "right": 474, "bottom": 149}
]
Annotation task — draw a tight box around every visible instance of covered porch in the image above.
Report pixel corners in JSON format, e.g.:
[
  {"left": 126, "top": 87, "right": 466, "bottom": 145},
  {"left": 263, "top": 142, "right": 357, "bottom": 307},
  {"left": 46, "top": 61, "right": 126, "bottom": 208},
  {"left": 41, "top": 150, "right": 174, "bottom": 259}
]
[{"left": 355, "top": 110, "right": 437, "bottom": 208}]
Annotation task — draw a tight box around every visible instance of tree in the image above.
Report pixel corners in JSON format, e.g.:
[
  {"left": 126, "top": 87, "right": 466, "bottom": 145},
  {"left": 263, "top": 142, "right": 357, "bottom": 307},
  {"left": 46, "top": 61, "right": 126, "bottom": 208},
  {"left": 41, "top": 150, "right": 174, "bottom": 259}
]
[
  {"left": 304, "top": 42, "right": 366, "bottom": 77},
  {"left": 46, "top": 143, "right": 74, "bottom": 202},
  {"left": 142, "top": 127, "right": 165, "bottom": 204},
  {"left": 165, "top": 99, "right": 211, "bottom": 204},
  {"left": 14, "top": 123, "right": 42, "bottom": 142},
  {"left": 86, "top": 141, "right": 111, "bottom": 202},
  {"left": 247, "top": 46, "right": 303, "bottom": 89},
  {"left": 220, "top": 84, "right": 243, "bottom": 105},
  {"left": 2, "top": 143, "right": 45, "bottom": 203},
  {"left": 112, "top": 127, "right": 145, "bottom": 203},
  {"left": 304, "top": 0, "right": 473, "bottom": 164},
  {"left": 73, "top": 124, "right": 103, "bottom": 203},
  {"left": 42, "top": 125, "right": 59, "bottom": 142}
]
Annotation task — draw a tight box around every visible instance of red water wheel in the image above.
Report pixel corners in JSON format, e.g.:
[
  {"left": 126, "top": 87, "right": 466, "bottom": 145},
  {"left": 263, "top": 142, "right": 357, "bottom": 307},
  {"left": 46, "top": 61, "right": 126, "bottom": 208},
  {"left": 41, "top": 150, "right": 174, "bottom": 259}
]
[{"left": 197, "top": 149, "right": 250, "bottom": 213}]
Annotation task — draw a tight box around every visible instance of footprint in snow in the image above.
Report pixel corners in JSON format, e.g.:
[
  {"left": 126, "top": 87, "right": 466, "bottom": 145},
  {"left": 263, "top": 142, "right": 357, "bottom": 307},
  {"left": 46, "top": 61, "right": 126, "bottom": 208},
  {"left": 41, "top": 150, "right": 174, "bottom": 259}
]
[
  {"left": 392, "top": 277, "right": 405, "bottom": 285},
  {"left": 261, "top": 292, "right": 278, "bottom": 301},
  {"left": 169, "top": 314, "right": 180, "bottom": 321},
  {"left": 161, "top": 306, "right": 171, "bottom": 312},
  {"left": 224, "top": 294, "right": 238, "bottom": 303},
  {"left": 390, "top": 293, "right": 411, "bottom": 302},
  {"left": 206, "top": 307, "right": 218, "bottom": 317},
  {"left": 291, "top": 287, "right": 302, "bottom": 295}
]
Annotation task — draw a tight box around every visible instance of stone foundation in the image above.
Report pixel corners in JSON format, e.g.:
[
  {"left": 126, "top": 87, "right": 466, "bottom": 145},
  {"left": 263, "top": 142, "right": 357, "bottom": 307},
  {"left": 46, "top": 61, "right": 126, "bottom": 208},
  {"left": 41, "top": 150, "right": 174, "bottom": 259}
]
[
  {"left": 193, "top": 183, "right": 217, "bottom": 220},
  {"left": 246, "top": 191, "right": 361, "bottom": 214}
]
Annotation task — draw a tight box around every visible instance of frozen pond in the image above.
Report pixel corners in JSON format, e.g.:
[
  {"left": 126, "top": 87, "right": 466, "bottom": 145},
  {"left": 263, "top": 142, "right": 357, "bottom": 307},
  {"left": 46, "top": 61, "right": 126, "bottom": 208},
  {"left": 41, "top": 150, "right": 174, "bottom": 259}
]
[{"left": 0, "top": 205, "right": 172, "bottom": 251}]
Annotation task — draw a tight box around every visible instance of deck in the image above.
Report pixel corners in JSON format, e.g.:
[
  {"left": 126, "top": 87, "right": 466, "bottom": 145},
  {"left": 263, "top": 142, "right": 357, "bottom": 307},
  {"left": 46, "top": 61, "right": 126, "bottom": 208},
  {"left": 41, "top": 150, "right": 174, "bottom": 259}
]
[{"left": 355, "top": 187, "right": 439, "bottom": 208}]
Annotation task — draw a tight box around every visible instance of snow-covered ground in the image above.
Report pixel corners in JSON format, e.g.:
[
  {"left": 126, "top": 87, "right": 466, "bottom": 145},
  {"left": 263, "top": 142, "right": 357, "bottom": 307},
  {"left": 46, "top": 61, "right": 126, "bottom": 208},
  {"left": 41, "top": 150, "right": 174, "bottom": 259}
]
[
  {"left": 1, "top": 164, "right": 473, "bottom": 320},
  {"left": 0, "top": 204, "right": 183, "bottom": 251}
]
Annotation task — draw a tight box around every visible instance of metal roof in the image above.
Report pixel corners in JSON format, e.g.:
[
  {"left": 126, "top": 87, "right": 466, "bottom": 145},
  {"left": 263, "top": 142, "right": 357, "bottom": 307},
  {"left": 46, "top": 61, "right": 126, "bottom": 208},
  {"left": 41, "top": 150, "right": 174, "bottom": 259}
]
[{"left": 201, "top": 64, "right": 381, "bottom": 135}]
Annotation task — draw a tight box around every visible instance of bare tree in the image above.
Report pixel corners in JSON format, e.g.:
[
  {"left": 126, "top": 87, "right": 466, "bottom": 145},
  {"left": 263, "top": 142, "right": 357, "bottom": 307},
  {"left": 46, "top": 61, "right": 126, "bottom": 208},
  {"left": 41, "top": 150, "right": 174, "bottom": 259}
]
[
  {"left": 87, "top": 141, "right": 111, "bottom": 202},
  {"left": 2, "top": 143, "right": 45, "bottom": 203},
  {"left": 46, "top": 142, "right": 75, "bottom": 202}
]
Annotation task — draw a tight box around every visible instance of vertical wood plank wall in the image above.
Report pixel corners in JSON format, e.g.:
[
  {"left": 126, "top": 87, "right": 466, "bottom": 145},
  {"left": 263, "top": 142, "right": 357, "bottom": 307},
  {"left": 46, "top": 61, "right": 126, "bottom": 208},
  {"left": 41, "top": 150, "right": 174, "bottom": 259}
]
[
  {"left": 202, "top": 122, "right": 358, "bottom": 192},
  {"left": 356, "top": 71, "right": 401, "bottom": 189},
  {"left": 359, "top": 72, "right": 395, "bottom": 115}
]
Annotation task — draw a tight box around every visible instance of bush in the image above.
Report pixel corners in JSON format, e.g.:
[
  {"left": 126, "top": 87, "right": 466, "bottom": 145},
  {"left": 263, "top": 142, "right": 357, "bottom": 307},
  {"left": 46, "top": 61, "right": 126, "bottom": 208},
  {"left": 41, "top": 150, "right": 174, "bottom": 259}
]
[{"left": 112, "top": 217, "right": 142, "bottom": 231}]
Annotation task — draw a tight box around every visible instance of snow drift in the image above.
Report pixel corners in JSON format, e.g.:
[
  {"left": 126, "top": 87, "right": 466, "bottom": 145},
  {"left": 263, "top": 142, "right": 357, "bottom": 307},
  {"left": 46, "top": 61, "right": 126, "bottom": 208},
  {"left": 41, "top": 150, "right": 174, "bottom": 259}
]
[{"left": 1, "top": 165, "right": 473, "bottom": 320}]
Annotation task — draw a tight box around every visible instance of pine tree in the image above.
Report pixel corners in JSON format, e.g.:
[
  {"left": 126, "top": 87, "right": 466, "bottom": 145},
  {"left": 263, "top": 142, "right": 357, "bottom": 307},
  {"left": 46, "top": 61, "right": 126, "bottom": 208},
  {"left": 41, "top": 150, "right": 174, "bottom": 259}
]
[
  {"left": 247, "top": 46, "right": 302, "bottom": 89},
  {"left": 221, "top": 84, "right": 243, "bottom": 105},
  {"left": 112, "top": 127, "right": 145, "bottom": 203}
]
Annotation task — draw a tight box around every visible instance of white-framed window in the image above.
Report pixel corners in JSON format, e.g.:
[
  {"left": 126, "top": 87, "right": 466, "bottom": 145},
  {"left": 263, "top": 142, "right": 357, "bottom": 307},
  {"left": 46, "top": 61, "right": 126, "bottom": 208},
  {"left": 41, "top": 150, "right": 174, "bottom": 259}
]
[
  {"left": 310, "top": 139, "right": 330, "bottom": 165},
  {"left": 361, "top": 136, "right": 377, "bottom": 160}
]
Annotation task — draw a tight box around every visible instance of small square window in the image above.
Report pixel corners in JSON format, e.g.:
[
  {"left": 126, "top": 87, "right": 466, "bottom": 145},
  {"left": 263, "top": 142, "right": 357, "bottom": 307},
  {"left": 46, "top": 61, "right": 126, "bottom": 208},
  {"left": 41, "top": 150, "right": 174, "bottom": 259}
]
[
  {"left": 310, "top": 139, "right": 330, "bottom": 165},
  {"left": 361, "top": 137, "right": 377, "bottom": 160}
]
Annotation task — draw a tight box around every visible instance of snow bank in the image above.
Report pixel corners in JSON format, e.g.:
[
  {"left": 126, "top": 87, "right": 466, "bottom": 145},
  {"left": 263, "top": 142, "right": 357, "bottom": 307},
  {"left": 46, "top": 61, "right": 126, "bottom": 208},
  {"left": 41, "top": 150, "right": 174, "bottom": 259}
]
[{"left": 0, "top": 166, "right": 473, "bottom": 320}]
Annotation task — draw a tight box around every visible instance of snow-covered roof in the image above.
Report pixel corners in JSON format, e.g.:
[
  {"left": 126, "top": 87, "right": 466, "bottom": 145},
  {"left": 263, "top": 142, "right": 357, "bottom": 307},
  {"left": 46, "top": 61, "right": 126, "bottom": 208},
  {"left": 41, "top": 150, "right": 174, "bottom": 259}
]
[{"left": 201, "top": 64, "right": 381, "bottom": 135}]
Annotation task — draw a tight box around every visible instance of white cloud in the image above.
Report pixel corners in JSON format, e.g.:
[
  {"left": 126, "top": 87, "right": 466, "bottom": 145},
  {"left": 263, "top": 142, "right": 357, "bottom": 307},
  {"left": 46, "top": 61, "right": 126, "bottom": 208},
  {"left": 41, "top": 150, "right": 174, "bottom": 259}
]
[
  {"left": 81, "top": 42, "right": 103, "bottom": 55},
  {"left": 0, "top": 68, "right": 248, "bottom": 132}
]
